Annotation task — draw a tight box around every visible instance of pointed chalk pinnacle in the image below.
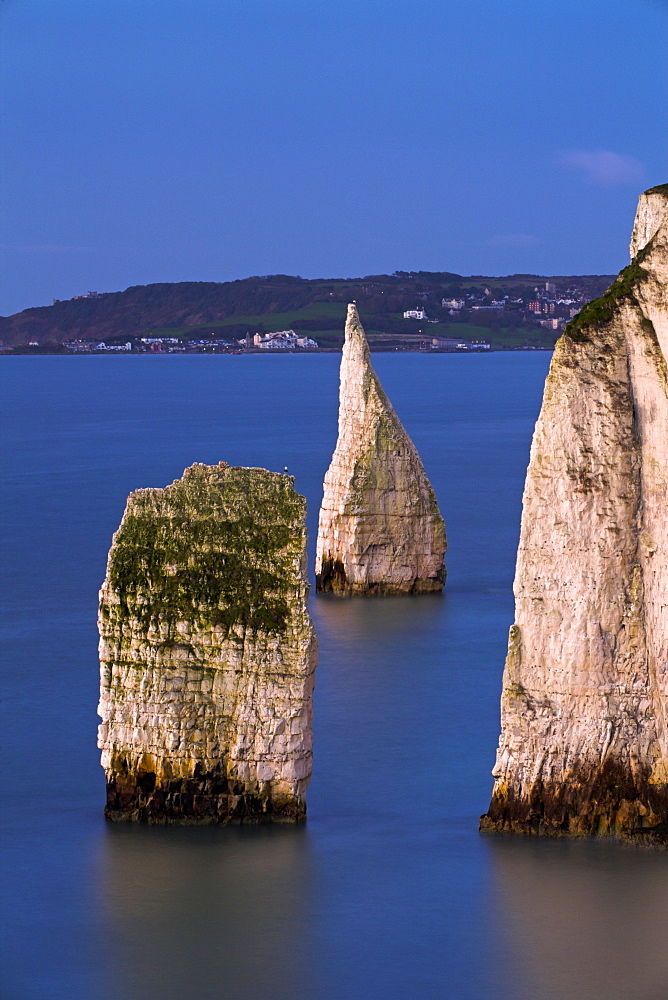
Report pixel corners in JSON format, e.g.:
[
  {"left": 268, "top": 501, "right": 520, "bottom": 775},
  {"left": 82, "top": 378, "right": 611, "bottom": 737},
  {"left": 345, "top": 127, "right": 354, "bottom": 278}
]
[{"left": 315, "top": 304, "right": 446, "bottom": 595}]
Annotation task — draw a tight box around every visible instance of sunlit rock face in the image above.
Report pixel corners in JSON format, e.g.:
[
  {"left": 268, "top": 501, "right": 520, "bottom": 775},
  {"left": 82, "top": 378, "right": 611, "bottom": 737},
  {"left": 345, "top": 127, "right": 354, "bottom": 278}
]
[
  {"left": 316, "top": 303, "right": 446, "bottom": 595},
  {"left": 98, "top": 462, "right": 317, "bottom": 823},
  {"left": 482, "top": 185, "right": 668, "bottom": 843}
]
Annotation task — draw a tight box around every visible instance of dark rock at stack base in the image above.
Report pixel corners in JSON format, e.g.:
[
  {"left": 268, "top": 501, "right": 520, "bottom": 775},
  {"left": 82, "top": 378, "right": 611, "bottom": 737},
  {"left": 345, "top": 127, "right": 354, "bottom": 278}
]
[
  {"left": 481, "top": 184, "right": 668, "bottom": 845},
  {"left": 98, "top": 462, "right": 317, "bottom": 824},
  {"left": 315, "top": 304, "right": 446, "bottom": 595}
]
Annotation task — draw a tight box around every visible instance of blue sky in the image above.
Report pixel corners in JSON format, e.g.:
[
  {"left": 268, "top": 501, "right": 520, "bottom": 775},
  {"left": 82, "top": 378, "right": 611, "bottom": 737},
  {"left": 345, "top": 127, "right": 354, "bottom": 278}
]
[{"left": 1, "top": 0, "right": 665, "bottom": 315}]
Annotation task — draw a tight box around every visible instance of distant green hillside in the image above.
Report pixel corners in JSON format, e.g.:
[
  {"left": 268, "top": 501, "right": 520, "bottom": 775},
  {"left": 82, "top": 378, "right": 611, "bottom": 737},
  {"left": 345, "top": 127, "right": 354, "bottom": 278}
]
[{"left": 0, "top": 271, "right": 614, "bottom": 348}]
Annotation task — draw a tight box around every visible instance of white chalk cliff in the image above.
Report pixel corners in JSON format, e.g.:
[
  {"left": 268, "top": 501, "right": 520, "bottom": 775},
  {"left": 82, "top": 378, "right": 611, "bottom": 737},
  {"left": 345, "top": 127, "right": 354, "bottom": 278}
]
[
  {"left": 316, "top": 304, "right": 446, "bottom": 594},
  {"left": 98, "top": 462, "right": 317, "bottom": 823},
  {"left": 482, "top": 185, "right": 668, "bottom": 842}
]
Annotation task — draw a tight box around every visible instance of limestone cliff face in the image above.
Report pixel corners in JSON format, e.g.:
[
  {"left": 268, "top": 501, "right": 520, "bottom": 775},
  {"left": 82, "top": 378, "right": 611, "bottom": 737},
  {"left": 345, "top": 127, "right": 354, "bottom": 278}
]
[
  {"left": 98, "top": 462, "right": 317, "bottom": 823},
  {"left": 482, "top": 185, "right": 668, "bottom": 842},
  {"left": 316, "top": 304, "right": 446, "bottom": 594}
]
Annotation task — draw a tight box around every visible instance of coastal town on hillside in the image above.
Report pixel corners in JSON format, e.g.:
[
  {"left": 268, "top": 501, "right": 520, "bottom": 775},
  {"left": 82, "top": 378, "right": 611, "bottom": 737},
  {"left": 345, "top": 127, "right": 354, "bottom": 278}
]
[
  {"left": 2, "top": 273, "right": 612, "bottom": 354},
  {"left": 66, "top": 329, "right": 321, "bottom": 354},
  {"left": 409, "top": 278, "right": 583, "bottom": 331}
]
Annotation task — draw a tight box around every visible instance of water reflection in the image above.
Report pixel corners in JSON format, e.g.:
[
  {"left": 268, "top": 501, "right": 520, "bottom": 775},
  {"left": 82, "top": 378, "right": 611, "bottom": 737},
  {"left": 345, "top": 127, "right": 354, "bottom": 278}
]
[
  {"left": 489, "top": 837, "right": 668, "bottom": 1000},
  {"left": 97, "top": 824, "right": 314, "bottom": 1000},
  {"left": 313, "top": 591, "right": 446, "bottom": 645}
]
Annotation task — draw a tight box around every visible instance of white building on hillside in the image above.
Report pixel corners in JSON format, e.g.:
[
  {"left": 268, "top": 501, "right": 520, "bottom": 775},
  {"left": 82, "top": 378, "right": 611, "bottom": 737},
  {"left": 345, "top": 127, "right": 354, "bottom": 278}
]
[{"left": 256, "top": 329, "right": 318, "bottom": 349}]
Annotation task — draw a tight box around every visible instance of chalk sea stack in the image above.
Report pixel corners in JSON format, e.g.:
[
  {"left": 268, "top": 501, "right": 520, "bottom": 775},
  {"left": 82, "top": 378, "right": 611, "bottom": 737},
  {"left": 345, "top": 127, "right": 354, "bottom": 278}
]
[
  {"left": 316, "top": 304, "right": 446, "bottom": 595},
  {"left": 98, "top": 462, "right": 317, "bottom": 823},
  {"left": 482, "top": 185, "right": 668, "bottom": 842}
]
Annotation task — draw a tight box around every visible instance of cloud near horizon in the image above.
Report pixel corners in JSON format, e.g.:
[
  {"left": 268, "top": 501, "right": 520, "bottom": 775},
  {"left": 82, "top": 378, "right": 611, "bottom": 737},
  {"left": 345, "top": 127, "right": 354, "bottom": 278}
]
[{"left": 559, "top": 149, "right": 645, "bottom": 185}]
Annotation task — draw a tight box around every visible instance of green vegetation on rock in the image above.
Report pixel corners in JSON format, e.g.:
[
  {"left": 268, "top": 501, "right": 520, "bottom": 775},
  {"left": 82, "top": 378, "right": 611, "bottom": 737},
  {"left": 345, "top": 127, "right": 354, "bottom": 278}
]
[
  {"left": 643, "top": 183, "right": 668, "bottom": 196},
  {"left": 564, "top": 251, "right": 650, "bottom": 343},
  {"left": 107, "top": 463, "right": 306, "bottom": 636}
]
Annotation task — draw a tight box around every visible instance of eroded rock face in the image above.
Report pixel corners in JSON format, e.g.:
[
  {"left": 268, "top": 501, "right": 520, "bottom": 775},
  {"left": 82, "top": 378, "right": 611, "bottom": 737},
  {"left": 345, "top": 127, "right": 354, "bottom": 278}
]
[
  {"left": 98, "top": 462, "right": 317, "bottom": 823},
  {"left": 482, "top": 185, "right": 668, "bottom": 843},
  {"left": 316, "top": 304, "right": 446, "bottom": 594}
]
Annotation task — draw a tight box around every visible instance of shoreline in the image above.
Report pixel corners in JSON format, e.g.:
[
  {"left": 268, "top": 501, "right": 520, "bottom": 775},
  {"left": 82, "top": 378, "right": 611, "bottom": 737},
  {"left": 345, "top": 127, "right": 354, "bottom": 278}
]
[{"left": 0, "top": 345, "right": 555, "bottom": 357}]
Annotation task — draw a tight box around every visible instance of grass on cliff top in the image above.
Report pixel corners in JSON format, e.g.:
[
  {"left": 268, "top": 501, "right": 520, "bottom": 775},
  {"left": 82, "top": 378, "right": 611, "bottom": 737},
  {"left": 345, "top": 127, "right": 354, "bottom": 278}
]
[
  {"left": 136, "top": 301, "right": 347, "bottom": 339},
  {"left": 644, "top": 182, "right": 668, "bottom": 196},
  {"left": 106, "top": 464, "right": 306, "bottom": 636},
  {"left": 563, "top": 252, "right": 650, "bottom": 344}
]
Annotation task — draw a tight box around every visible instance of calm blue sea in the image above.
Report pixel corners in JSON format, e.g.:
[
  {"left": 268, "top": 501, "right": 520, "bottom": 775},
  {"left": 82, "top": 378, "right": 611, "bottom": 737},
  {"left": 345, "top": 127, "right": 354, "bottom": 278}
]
[{"left": 2, "top": 354, "right": 667, "bottom": 1000}]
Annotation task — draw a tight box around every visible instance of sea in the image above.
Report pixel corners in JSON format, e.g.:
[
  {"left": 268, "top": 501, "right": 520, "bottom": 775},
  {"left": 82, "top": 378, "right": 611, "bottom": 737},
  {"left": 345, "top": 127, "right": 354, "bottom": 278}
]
[{"left": 2, "top": 353, "right": 667, "bottom": 1000}]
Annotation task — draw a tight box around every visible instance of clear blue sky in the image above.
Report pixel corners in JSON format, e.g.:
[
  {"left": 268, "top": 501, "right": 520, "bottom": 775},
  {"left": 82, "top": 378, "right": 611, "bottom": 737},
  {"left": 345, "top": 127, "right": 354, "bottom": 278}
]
[{"left": 1, "top": 0, "right": 665, "bottom": 315}]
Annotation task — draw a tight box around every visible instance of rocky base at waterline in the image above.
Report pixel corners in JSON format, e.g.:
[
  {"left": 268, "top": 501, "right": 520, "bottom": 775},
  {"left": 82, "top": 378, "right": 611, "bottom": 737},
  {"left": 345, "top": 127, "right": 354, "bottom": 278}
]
[
  {"left": 98, "top": 462, "right": 317, "bottom": 824},
  {"left": 316, "top": 303, "right": 446, "bottom": 595},
  {"left": 481, "top": 184, "right": 668, "bottom": 845},
  {"left": 481, "top": 758, "right": 668, "bottom": 845},
  {"left": 104, "top": 757, "right": 306, "bottom": 825}
]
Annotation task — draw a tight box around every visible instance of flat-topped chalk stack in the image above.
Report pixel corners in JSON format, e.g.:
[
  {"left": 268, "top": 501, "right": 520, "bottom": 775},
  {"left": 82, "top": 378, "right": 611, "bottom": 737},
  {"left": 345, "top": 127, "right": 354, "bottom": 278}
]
[
  {"left": 481, "top": 184, "right": 668, "bottom": 844},
  {"left": 316, "top": 303, "right": 446, "bottom": 594},
  {"left": 98, "top": 462, "right": 317, "bottom": 824}
]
